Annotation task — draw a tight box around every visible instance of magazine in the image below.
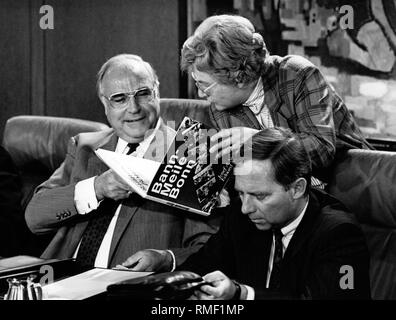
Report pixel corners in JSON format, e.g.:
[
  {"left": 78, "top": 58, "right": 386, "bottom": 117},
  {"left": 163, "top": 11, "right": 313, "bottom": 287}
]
[{"left": 95, "top": 117, "right": 233, "bottom": 216}]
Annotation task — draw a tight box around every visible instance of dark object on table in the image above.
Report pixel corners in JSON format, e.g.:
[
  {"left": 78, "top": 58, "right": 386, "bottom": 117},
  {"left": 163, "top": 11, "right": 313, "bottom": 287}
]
[{"left": 106, "top": 270, "right": 207, "bottom": 300}]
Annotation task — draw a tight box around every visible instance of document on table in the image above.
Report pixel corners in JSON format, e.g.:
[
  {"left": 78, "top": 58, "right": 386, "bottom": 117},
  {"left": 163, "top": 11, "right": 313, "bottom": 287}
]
[{"left": 43, "top": 268, "right": 152, "bottom": 300}]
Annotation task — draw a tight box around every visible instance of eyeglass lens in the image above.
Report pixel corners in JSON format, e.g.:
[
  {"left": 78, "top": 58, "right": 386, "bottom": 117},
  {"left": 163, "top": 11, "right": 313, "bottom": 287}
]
[
  {"left": 191, "top": 72, "right": 215, "bottom": 94},
  {"left": 109, "top": 88, "right": 153, "bottom": 108}
]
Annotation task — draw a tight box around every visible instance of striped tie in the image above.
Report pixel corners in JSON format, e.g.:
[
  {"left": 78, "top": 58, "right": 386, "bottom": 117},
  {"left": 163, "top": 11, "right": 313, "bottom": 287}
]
[{"left": 269, "top": 228, "right": 283, "bottom": 290}]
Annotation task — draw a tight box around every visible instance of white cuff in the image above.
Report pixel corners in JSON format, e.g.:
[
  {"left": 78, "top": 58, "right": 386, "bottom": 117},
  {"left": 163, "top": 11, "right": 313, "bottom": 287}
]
[
  {"left": 166, "top": 250, "right": 176, "bottom": 272},
  {"left": 74, "top": 177, "right": 100, "bottom": 215},
  {"left": 245, "top": 285, "right": 255, "bottom": 300}
]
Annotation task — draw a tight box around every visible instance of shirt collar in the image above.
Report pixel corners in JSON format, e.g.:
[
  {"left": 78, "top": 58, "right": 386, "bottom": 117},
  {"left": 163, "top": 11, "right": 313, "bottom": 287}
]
[
  {"left": 281, "top": 197, "right": 309, "bottom": 237},
  {"left": 116, "top": 118, "right": 162, "bottom": 156},
  {"left": 243, "top": 77, "right": 264, "bottom": 110}
]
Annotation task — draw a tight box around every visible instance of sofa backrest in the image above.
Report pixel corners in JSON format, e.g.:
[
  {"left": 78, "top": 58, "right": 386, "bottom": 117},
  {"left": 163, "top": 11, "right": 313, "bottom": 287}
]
[
  {"left": 159, "top": 98, "right": 212, "bottom": 128},
  {"left": 2, "top": 115, "right": 109, "bottom": 208},
  {"left": 327, "top": 149, "right": 396, "bottom": 299}
]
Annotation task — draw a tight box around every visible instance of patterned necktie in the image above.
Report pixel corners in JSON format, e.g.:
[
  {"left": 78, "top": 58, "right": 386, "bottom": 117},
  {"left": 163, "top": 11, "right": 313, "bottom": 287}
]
[
  {"left": 76, "top": 199, "right": 120, "bottom": 267},
  {"left": 126, "top": 143, "right": 139, "bottom": 155},
  {"left": 269, "top": 228, "right": 283, "bottom": 290}
]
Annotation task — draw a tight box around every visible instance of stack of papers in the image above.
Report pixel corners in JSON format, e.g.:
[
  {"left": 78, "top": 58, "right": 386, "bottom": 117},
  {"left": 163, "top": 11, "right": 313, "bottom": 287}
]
[{"left": 43, "top": 268, "right": 152, "bottom": 300}]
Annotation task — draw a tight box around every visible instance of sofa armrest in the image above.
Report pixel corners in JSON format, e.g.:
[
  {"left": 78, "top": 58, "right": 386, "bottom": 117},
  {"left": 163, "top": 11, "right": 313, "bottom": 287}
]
[{"left": 2, "top": 115, "right": 109, "bottom": 172}]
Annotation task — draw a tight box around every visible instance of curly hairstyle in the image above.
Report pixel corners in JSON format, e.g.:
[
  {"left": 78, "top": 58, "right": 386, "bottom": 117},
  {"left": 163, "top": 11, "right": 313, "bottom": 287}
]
[{"left": 181, "top": 15, "right": 269, "bottom": 86}]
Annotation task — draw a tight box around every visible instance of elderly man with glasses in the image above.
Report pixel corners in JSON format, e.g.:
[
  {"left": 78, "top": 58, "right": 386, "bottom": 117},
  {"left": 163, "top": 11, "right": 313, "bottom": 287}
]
[{"left": 25, "top": 54, "right": 222, "bottom": 271}]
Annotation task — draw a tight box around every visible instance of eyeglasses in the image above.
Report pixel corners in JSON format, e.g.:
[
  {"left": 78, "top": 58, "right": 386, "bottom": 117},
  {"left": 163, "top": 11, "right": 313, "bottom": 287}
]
[
  {"left": 102, "top": 87, "right": 155, "bottom": 109},
  {"left": 191, "top": 72, "right": 217, "bottom": 95}
]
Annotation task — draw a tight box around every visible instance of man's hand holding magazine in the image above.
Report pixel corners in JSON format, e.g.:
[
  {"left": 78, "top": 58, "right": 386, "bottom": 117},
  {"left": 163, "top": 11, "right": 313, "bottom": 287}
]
[{"left": 94, "top": 169, "right": 134, "bottom": 201}]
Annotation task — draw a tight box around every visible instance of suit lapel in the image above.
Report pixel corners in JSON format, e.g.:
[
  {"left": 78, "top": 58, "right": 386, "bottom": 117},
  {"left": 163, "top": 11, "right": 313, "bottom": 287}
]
[
  {"left": 235, "top": 209, "right": 273, "bottom": 285},
  {"left": 101, "top": 134, "right": 136, "bottom": 263},
  {"left": 227, "top": 106, "right": 262, "bottom": 130},
  {"left": 237, "top": 106, "right": 262, "bottom": 130},
  {"left": 87, "top": 132, "right": 118, "bottom": 177},
  {"left": 256, "top": 229, "right": 272, "bottom": 284},
  {"left": 260, "top": 64, "right": 289, "bottom": 128},
  {"left": 282, "top": 192, "right": 320, "bottom": 264},
  {"left": 108, "top": 194, "right": 141, "bottom": 264}
]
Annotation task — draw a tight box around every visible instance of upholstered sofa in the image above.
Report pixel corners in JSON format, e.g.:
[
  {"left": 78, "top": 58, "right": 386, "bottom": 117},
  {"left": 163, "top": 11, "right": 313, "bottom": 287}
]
[
  {"left": 2, "top": 115, "right": 110, "bottom": 210},
  {"left": 327, "top": 150, "right": 396, "bottom": 299},
  {"left": 2, "top": 115, "right": 110, "bottom": 256},
  {"left": 2, "top": 98, "right": 395, "bottom": 299}
]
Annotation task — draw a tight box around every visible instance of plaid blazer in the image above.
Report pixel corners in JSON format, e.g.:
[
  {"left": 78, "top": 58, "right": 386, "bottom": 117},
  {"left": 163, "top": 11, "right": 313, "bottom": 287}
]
[{"left": 209, "top": 55, "right": 373, "bottom": 179}]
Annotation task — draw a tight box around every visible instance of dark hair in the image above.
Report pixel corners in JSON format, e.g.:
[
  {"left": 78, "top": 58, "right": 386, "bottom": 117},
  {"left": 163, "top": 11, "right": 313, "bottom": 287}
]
[
  {"left": 180, "top": 15, "right": 269, "bottom": 86},
  {"left": 241, "top": 128, "right": 312, "bottom": 195}
]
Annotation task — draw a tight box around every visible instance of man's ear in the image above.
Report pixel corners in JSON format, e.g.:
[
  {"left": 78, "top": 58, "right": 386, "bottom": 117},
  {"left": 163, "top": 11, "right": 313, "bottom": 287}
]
[
  {"left": 291, "top": 178, "right": 307, "bottom": 199},
  {"left": 99, "top": 97, "right": 109, "bottom": 116}
]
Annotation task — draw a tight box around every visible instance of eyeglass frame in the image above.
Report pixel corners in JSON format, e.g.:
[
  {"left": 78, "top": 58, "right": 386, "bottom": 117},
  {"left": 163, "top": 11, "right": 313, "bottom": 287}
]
[
  {"left": 102, "top": 87, "right": 157, "bottom": 109},
  {"left": 191, "top": 72, "right": 217, "bottom": 95}
]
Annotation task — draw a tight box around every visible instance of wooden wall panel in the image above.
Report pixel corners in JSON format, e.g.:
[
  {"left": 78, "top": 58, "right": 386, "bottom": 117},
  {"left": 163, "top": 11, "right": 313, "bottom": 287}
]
[
  {"left": 30, "top": 0, "right": 46, "bottom": 116},
  {"left": 43, "top": 0, "right": 181, "bottom": 122},
  {"left": 0, "top": 1, "right": 31, "bottom": 141},
  {"left": 0, "top": 0, "right": 185, "bottom": 137}
]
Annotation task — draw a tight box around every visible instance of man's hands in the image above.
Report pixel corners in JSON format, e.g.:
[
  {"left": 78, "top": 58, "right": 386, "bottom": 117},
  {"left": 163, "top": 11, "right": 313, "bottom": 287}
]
[
  {"left": 209, "top": 127, "right": 259, "bottom": 162},
  {"left": 116, "top": 249, "right": 173, "bottom": 272},
  {"left": 94, "top": 169, "right": 133, "bottom": 201},
  {"left": 190, "top": 270, "right": 240, "bottom": 300}
]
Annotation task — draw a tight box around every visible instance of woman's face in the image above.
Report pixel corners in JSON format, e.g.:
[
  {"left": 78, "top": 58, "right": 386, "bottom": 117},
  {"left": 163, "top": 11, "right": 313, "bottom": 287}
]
[{"left": 191, "top": 68, "right": 254, "bottom": 111}]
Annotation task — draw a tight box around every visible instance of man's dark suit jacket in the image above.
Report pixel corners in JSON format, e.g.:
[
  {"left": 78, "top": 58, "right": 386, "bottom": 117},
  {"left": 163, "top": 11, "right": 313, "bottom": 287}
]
[
  {"left": 180, "top": 188, "right": 371, "bottom": 299},
  {"left": 25, "top": 122, "right": 222, "bottom": 267}
]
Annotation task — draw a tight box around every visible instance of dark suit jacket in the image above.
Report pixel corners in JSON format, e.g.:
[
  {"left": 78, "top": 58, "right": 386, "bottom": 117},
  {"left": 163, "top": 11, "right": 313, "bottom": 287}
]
[
  {"left": 180, "top": 188, "right": 371, "bottom": 299},
  {"left": 25, "top": 121, "right": 222, "bottom": 267},
  {"left": 209, "top": 55, "right": 373, "bottom": 181}
]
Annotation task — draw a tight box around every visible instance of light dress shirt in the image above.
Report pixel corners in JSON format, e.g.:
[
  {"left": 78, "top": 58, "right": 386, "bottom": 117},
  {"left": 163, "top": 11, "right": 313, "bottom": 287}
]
[
  {"left": 265, "top": 199, "right": 309, "bottom": 288},
  {"left": 243, "top": 77, "right": 274, "bottom": 129}
]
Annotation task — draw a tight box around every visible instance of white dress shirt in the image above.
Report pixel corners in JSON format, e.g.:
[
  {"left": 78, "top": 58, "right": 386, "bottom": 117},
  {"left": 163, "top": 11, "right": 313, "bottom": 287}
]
[
  {"left": 72, "top": 119, "right": 162, "bottom": 267},
  {"left": 265, "top": 199, "right": 309, "bottom": 288},
  {"left": 243, "top": 78, "right": 274, "bottom": 129}
]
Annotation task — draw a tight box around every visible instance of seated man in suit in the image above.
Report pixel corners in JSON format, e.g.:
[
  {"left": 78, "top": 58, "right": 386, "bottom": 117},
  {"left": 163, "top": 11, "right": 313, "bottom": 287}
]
[
  {"left": 25, "top": 54, "right": 222, "bottom": 269},
  {"left": 178, "top": 128, "right": 371, "bottom": 299}
]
